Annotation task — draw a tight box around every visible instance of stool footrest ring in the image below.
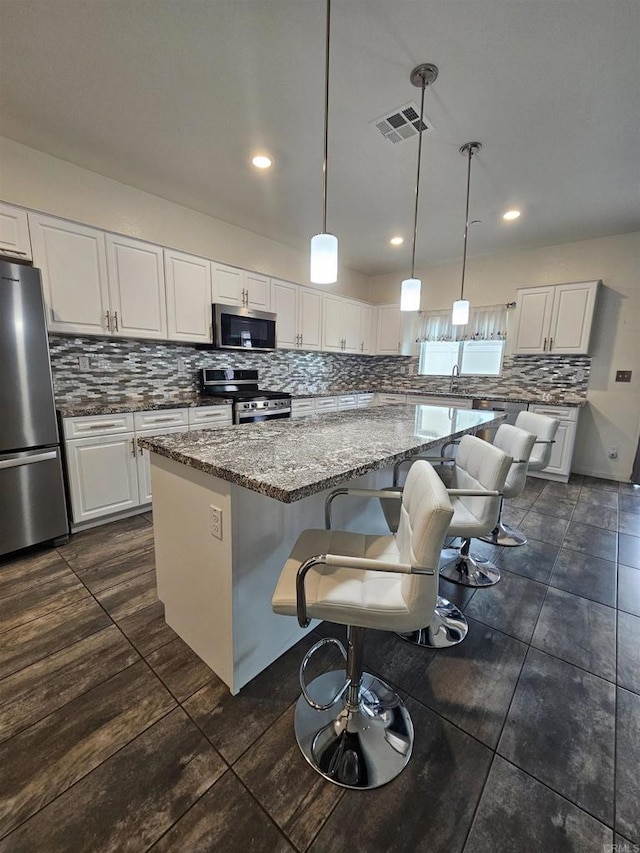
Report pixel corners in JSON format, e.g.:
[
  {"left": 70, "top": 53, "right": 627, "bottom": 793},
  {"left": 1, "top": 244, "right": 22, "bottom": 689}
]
[{"left": 300, "top": 636, "right": 348, "bottom": 710}]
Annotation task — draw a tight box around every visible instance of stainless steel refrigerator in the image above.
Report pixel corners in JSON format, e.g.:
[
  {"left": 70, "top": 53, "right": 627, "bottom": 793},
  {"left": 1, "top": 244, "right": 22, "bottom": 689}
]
[{"left": 0, "top": 259, "right": 69, "bottom": 556}]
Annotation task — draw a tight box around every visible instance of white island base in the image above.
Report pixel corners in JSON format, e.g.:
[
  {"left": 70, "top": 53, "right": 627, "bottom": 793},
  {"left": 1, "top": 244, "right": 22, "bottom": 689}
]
[{"left": 150, "top": 454, "right": 393, "bottom": 695}]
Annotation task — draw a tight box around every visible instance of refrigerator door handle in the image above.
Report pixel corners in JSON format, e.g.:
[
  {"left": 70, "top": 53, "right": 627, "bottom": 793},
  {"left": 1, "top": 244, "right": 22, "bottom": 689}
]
[{"left": 0, "top": 450, "right": 58, "bottom": 470}]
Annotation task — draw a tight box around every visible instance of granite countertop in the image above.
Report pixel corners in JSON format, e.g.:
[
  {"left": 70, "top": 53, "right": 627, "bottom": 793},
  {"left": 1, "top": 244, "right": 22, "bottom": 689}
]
[
  {"left": 57, "top": 394, "right": 232, "bottom": 418},
  {"left": 138, "top": 404, "right": 506, "bottom": 503}
]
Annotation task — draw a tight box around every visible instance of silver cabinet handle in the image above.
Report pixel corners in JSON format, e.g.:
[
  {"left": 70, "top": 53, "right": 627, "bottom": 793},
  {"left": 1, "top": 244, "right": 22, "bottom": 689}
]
[
  {"left": 299, "top": 334, "right": 303, "bottom": 346},
  {"left": 113, "top": 311, "right": 119, "bottom": 332},
  {"left": 144, "top": 416, "right": 178, "bottom": 423},
  {"left": 0, "top": 450, "right": 57, "bottom": 470},
  {"left": 83, "top": 422, "right": 120, "bottom": 430},
  {"left": 106, "top": 310, "right": 112, "bottom": 332},
  {"left": 2, "top": 248, "right": 28, "bottom": 256},
  {"left": 131, "top": 438, "right": 137, "bottom": 457},
  {"left": 361, "top": 341, "right": 364, "bottom": 351},
  {"left": 543, "top": 337, "right": 547, "bottom": 351},
  {"left": 549, "top": 337, "right": 553, "bottom": 350}
]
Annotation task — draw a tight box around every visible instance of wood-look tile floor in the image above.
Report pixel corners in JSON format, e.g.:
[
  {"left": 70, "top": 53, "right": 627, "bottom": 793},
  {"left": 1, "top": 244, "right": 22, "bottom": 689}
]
[{"left": 1, "top": 478, "right": 639, "bottom": 852}]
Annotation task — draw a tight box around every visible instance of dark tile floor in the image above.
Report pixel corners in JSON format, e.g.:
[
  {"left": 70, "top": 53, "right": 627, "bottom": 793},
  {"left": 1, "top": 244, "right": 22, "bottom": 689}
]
[{"left": 1, "top": 476, "right": 639, "bottom": 852}]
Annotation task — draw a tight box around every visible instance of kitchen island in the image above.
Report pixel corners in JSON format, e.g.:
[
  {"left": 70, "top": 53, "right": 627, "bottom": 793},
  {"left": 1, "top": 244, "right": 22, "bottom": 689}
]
[{"left": 140, "top": 404, "right": 504, "bottom": 693}]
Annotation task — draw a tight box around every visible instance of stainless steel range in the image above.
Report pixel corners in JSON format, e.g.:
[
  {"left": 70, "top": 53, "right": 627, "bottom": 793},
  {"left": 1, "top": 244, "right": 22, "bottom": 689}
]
[{"left": 200, "top": 369, "right": 291, "bottom": 425}]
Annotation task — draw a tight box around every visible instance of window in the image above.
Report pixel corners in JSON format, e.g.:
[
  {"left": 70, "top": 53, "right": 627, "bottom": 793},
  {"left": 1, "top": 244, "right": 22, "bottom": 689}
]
[{"left": 417, "top": 305, "right": 508, "bottom": 376}]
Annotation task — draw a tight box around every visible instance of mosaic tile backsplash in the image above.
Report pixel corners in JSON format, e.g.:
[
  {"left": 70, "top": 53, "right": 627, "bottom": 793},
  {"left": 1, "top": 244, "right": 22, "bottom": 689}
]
[{"left": 48, "top": 335, "right": 590, "bottom": 405}]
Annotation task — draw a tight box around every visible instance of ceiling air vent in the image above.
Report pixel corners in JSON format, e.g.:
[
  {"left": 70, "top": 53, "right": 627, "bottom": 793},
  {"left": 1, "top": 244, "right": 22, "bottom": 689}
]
[{"left": 371, "top": 102, "right": 433, "bottom": 145}]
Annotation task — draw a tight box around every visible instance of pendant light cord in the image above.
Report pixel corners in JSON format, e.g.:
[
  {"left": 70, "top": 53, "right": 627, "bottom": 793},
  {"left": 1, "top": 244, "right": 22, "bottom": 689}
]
[
  {"left": 410, "top": 76, "right": 427, "bottom": 279},
  {"left": 321, "top": 0, "right": 331, "bottom": 234},
  {"left": 460, "top": 144, "right": 475, "bottom": 300}
]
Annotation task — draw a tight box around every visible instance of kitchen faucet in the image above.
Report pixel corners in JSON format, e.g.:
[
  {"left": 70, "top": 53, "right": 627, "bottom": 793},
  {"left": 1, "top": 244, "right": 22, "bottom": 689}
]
[{"left": 450, "top": 363, "right": 460, "bottom": 392}]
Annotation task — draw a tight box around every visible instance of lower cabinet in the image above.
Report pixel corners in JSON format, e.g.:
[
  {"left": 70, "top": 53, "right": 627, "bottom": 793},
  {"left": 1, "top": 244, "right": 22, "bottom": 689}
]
[
  {"left": 527, "top": 405, "right": 580, "bottom": 481},
  {"left": 63, "top": 405, "right": 232, "bottom": 528}
]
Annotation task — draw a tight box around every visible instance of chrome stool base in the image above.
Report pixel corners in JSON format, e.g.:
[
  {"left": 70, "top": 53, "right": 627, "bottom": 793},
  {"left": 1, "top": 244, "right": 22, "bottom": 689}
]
[
  {"left": 479, "top": 520, "right": 527, "bottom": 548},
  {"left": 398, "top": 596, "right": 468, "bottom": 648},
  {"left": 294, "top": 669, "right": 413, "bottom": 790},
  {"left": 440, "top": 550, "right": 501, "bottom": 587}
]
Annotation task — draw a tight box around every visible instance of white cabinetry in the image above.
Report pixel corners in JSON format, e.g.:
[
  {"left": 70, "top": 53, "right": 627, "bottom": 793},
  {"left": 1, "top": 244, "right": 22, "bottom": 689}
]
[
  {"left": 527, "top": 404, "right": 580, "bottom": 482},
  {"left": 376, "top": 304, "right": 403, "bottom": 355},
  {"left": 106, "top": 234, "right": 167, "bottom": 340},
  {"left": 164, "top": 249, "right": 212, "bottom": 343},
  {"left": 29, "top": 213, "right": 111, "bottom": 335},
  {"left": 188, "top": 406, "right": 233, "bottom": 430},
  {"left": 376, "top": 393, "right": 407, "bottom": 405},
  {"left": 271, "top": 280, "right": 322, "bottom": 350},
  {"left": 322, "top": 295, "right": 364, "bottom": 353},
  {"left": 0, "top": 202, "right": 32, "bottom": 260},
  {"left": 513, "top": 281, "right": 599, "bottom": 355},
  {"left": 411, "top": 396, "right": 473, "bottom": 409},
  {"left": 291, "top": 398, "right": 317, "bottom": 418},
  {"left": 360, "top": 304, "right": 377, "bottom": 355},
  {"left": 212, "top": 263, "right": 270, "bottom": 310}
]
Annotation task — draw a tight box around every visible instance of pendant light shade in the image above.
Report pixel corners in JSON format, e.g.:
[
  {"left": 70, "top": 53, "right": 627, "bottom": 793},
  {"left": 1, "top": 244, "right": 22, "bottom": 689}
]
[
  {"left": 400, "top": 63, "right": 438, "bottom": 311},
  {"left": 310, "top": 233, "right": 338, "bottom": 284},
  {"left": 400, "top": 278, "right": 421, "bottom": 312},
  {"left": 452, "top": 141, "right": 481, "bottom": 326},
  {"left": 310, "top": 0, "right": 338, "bottom": 285},
  {"left": 451, "top": 299, "right": 470, "bottom": 326}
]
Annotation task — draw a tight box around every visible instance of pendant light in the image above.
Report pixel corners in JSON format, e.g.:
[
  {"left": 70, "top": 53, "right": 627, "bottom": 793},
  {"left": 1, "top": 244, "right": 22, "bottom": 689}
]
[
  {"left": 310, "top": 0, "right": 338, "bottom": 284},
  {"left": 400, "top": 62, "right": 438, "bottom": 312},
  {"left": 452, "top": 141, "right": 482, "bottom": 325}
]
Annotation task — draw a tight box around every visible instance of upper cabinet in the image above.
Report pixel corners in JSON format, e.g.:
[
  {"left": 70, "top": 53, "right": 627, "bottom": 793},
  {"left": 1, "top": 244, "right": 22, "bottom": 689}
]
[
  {"left": 106, "top": 234, "right": 167, "bottom": 340},
  {"left": 376, "top": 304, "right": 403, "bottom": 355},
  {"left": 212, "top": 263, "right": 271, "bottom": 310},
  {"left": 29, "top": 213, "right": 111, "bottom": 335},
  {"left": 0, "top": 202, "right": 32, "bottom": 260},
  {"left": 165, "top": 249, "right": 212, "bottom": 343},
  {"left": 512, "top": 280, "right": 600, "bottom": 355},
  {"left": 321, "top": 294, "right": 367, "bottom": 353},
  {"left": 271, "top": 279, "right": 322, "bottom": 351}
]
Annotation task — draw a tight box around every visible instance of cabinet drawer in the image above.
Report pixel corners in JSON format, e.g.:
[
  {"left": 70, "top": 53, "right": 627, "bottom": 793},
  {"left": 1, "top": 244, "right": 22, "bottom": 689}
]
[
  {"left": 134, "top": 409, "right": 188, "bottom": 430},
  {"left": 338, "top": 394, "right": 358, "bottom": 409},
  {"left": 357, "top": 393, "right": 375, "bottom": 407},
  {"left": 63, "top": 413, "right": 135, "bottom": 439},
  {"left": 188, "top": 406, "right": 233, "bottom": 428},
  {"left": 315, "top": 396, "right": 338, "bottom": 412},
  {"left": 528, "top": 405, "right": 579, "bottom": 423},
  {"left": 291, "top": 399, "right": 316, "bottom": 417},
  {"left": 376, "top": 393, "right": 406, "bottom": 405}
]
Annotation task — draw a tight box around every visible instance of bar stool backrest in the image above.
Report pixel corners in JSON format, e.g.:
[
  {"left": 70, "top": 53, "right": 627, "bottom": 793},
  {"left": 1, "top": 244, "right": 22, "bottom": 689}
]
[
  {"left": 514, "top": 411, "right": 560, "bottom": 471},
  {"left": 450, "top": 435, "right": 512, "bottom": 524},
  {"left": 493, "top": 424, "right": 537, "bottom": 498}
]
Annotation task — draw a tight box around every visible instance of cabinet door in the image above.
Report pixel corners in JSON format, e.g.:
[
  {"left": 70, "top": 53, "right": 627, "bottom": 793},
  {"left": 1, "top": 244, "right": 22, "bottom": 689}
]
[
  {"left": 136, "top": 425, "right": 189, "bottom": 504},
  {"left": 376, "top": 305, "right": 402, "bottom": 354},
  {"left": 360, "top": 304, "right": 376, "bottom": 354},
  {"left": 212, "top": 263, "right": 243, "bottom": 305},
  {"left": 0, "top": 202, "right": 31, "bottom": 260},
  {"left": 106, "top": 235, "right": 167, "bottom": 339},
  {"left": 245, "top": 272, "right": 270, "bottom": 310},
  {"left": 512, "top": 287, "right": 555, "bottom": 354},
  {"left": 65, "top": 434, "right": 139, "bottom": 523},
  {"left": 165, "top": 249, "right": 212, "bottom": 343},
  {"left": 29, "top": 213, "right": 110, "bottom": 335},
  {"left": 549, "top": 281, "right": 598, "bottom": 354},
  {"left": 271, "top": 279, "right": 299, "bottom": 348},
  {"left": 299, "top": 288, "right": 322, "bottom": 350},
  {"left": 342, "top": 300, "right": 363, "bottom": 352},
  {"left": 322, "top": 294, "right": 344, "bottom": 351}
]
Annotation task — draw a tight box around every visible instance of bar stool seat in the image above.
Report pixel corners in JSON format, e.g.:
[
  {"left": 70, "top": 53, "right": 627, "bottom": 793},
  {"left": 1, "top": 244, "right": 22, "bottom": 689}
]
[{"left": 272, "top": 461, "right": 453, "bottom": 789}]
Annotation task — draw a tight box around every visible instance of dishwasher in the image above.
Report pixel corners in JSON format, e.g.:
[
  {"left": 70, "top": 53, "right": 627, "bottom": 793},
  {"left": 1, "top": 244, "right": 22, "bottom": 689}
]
[{"left": 472, "top": 398, "right": 529, "bottom": 441}]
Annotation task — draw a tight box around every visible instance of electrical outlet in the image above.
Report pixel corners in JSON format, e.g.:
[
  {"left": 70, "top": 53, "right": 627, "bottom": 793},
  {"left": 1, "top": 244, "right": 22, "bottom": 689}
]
[
  {"left": 608, "top": 446, "right": 619, "bottom": 459},
  {"left": 210, "top": 505, "right": 223, "bottom": 540},
  {"left": 78, "top": 355, "right": 90, "bottom": 370}
]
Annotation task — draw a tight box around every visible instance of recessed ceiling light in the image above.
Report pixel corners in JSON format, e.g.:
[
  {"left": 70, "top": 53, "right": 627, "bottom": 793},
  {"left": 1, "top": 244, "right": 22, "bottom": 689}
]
[
  {"left": 252, "top": 155, "right": 272, "bottom": 169},
  {"left": 390, "top": 236, "right": 404, "bottom": 246},
  {"left": 503, "top": 209, "right": 521, "bottom": 221}
]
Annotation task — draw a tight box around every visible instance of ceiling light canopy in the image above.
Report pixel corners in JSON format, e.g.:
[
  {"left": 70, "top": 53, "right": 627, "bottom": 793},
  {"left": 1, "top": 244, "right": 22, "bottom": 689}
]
[
  {"left": 503, "top": 209, "right": 521, "bottom": 221},
  {"left": 452, "top": 141, "right": 482, "bottom": 326},
  {"left": 252, "top": 155, "right": 272, "bottom": 169},
  {"left": 310, "top": 0, "right": 338, "bottom": 285},
  {"left": 400, "top": 62, "right": 438, "bottom": 312},
  {"left": 390, "top": 236, "right": 404, "bottom": 246}
]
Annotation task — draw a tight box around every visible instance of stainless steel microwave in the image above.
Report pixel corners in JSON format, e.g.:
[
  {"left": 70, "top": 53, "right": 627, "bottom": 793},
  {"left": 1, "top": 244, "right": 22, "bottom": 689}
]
[{"left": 212, "top": 303, "right": 277, "bottom": 351}]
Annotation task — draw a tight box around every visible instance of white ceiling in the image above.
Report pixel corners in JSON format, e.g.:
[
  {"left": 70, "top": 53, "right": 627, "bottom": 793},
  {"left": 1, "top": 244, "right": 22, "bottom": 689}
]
[{"left": 0, "top": 0, "right": 638, "bottom": 277}]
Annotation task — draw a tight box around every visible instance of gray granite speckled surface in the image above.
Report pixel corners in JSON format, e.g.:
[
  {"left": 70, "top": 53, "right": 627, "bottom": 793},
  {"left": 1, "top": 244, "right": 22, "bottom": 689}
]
[
  {"left": 138, "top": 404, "right": 506, "bottom": 503},
  {"left": 57, "top": 395, "right": 232, "bottom": 418},
  {"left": 290, "top": 389, "right": 586, "bottom": 406}
]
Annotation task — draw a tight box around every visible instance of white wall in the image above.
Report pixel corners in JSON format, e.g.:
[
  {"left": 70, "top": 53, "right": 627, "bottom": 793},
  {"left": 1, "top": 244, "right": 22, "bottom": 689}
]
[
  {"left": 0, "top": 136, "right": 370, "bottom": 300},
  {"left": 369, "top": 232, "right": 640, "bottom": 481}
]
